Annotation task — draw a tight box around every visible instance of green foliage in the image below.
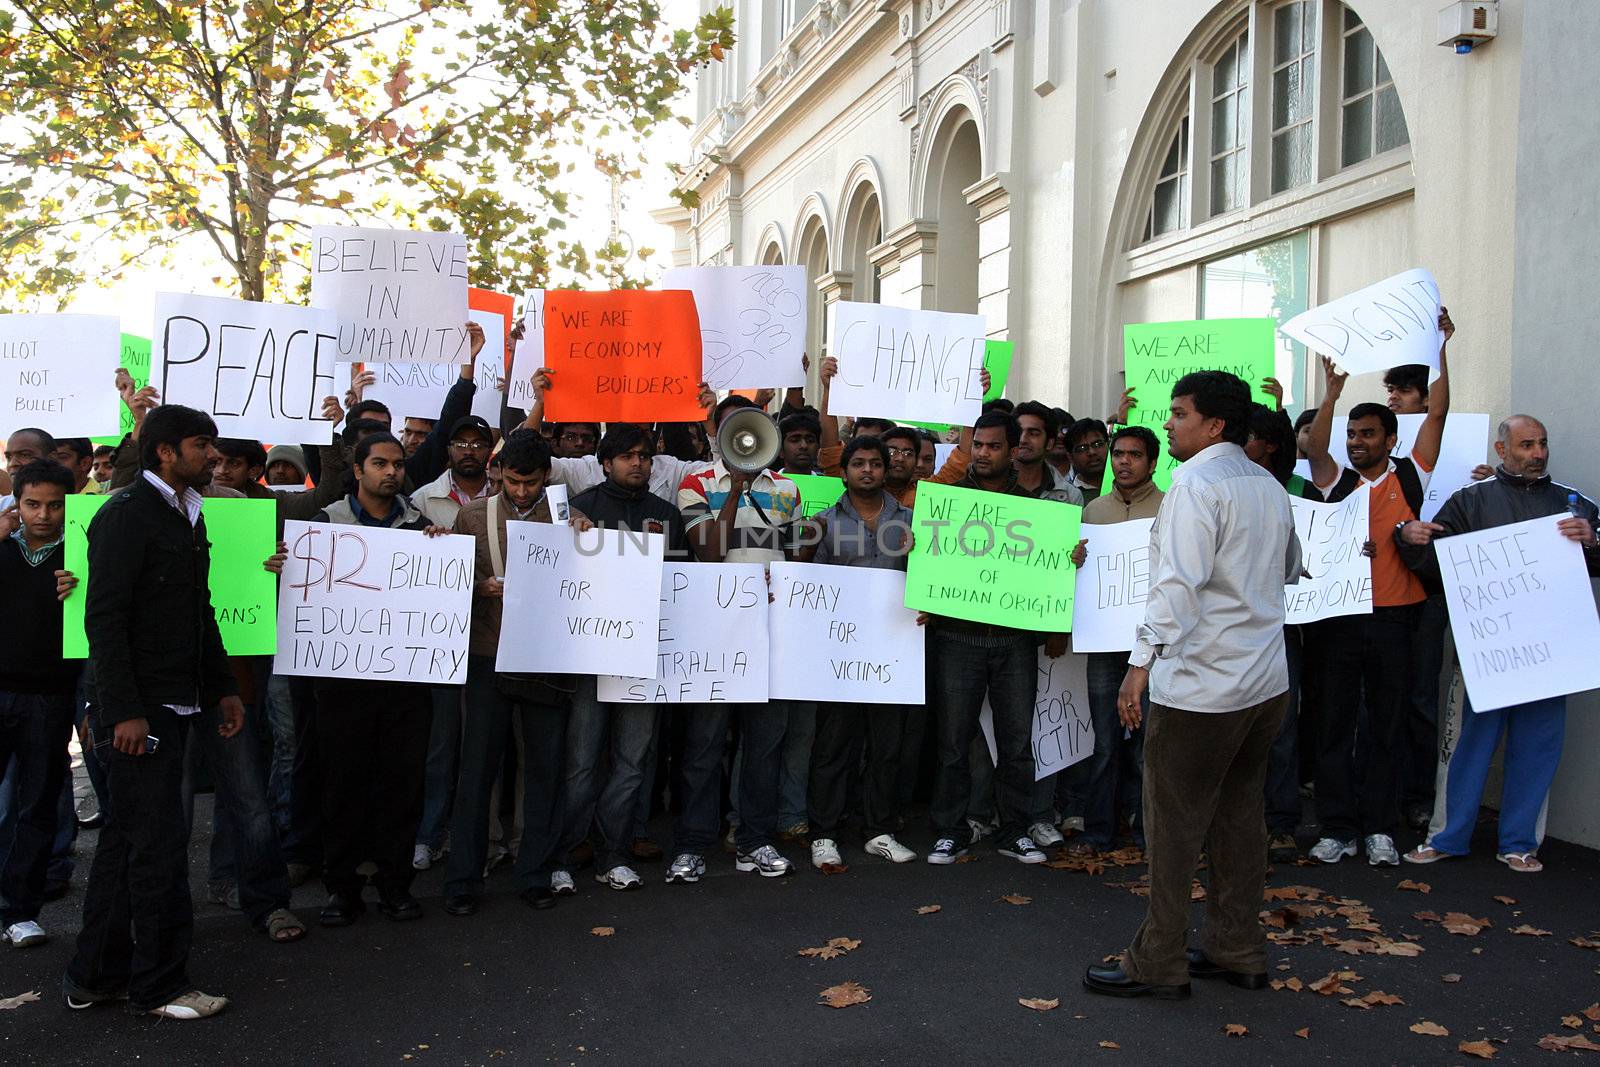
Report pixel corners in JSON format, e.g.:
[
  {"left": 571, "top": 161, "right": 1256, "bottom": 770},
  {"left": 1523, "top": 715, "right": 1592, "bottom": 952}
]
[{"left": 0, "top": 0, "right": 735, "bottom": 304}]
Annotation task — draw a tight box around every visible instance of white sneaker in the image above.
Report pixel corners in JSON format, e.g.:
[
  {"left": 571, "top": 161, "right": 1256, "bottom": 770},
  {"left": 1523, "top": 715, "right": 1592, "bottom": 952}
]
[
  {"left": 1029, "top": 821, "right": 1065, "bottom": 847},
  {"left": 864, "top": 834, "right": 916, "bottom": 863},
  {"left": 4, "top": 920, "right": 47, "bottom": 948},
  {"left": 735, "top": 844, "right": 794, "bottom": 878},
  {"left": 1060, "top": 815, "right": 1085, "bottom": 833},
  {"left": 810, "top": 839, "right": 843, "bottom": 868},
  {"left": 967, "top": 817, "right": 997, "bottom": 843},
  {"left": 550, "top": 869, "right": 576, "bottom": 896},
  {"left": 1365, "top": 834, "right": 1400, "bottom": 867},
  {"left": 1310, "top": 837, "right": 1356, "bottom": 864},
  {"left": 147, "top": 989, "right": 228, "bottom": 1020},
  {"left": 596, "top": 865, "right": 644, "bottom": 890},
  {"left": 411, "top": 843, "right": 436, "bottom": 871},
  {"left": 665, "top": 853, "right": 705, "bottom": 884}
]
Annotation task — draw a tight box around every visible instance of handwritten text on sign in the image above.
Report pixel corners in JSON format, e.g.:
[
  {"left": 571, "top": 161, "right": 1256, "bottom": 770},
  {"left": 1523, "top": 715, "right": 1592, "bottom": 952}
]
[
  {"left": 274, "top": 520, "right": 474, "bottom": 684},
  {"left": 310, "top": 225, "right": 470, "bottom": 364},
  {"left": 826, "top": 302, "right": 986, "bottom": 426},
  {"left": 1280, "top": 268, "right": 1442, "bottom": 378},
  {"left": 598, "top": 562, "right": 768, "bottom": 704},
  {"left": 663, "top": 266, "right": 807, "bottom": 390},
  {"left": 1032, "top": 648, "right": 1093, "bottom": 780},
  {"left": 542, "top": 290, "right": 704, "bottom": 423},
  {"left": 156, "top": 293, "right": 339, "bottom": 445},
  {"left": 1283, "top": 492, "right": 1372, "bottom": 625},
  {"left": 1069, "top": 518, "right": 1156, "bottom": 652},
  {"left": 1437, "top": 515, "right": 1600, "bottom": 713},
  {"left": 1, "top": 313, "right": 121, "bottom": 438},
  {"left": 1315, "top": 411, "right": 1489, "bottom": 522},
  {"left": 767, "top": 562, "right": 925, "bottom": 704},
  {"left": 507, "top": 290, "right": 545, "bottom": 410},
  {"left": 905, "top": 482, "right": 1082, "bottom": 631},
  {"left": 496, "top": 521, "right": 665, "bottom": 679}
]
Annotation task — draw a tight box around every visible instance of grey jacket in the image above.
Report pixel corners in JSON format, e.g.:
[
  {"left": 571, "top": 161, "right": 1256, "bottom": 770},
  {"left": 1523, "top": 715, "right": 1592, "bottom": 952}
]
[{"left": 811, "top": 491, "right": 914, "bottom": 569}]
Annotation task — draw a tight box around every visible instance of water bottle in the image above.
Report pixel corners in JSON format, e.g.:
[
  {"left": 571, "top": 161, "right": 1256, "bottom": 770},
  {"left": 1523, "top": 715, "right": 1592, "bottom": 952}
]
[{"left": 1570, "top": 492, "right": 1584, "bottom": 519}]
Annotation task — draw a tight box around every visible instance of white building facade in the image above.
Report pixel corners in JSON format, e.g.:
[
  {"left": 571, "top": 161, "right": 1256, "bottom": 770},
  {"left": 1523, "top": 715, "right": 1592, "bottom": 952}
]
[{"left": 657, "top": 0, "right": 1600, "bottom": 847}]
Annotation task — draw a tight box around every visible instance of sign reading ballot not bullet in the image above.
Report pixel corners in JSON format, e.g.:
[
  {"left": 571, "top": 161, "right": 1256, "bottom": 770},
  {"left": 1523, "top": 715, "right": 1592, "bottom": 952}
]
[{"left": 1, "top": 313, "right": 122, "bottom": 438}]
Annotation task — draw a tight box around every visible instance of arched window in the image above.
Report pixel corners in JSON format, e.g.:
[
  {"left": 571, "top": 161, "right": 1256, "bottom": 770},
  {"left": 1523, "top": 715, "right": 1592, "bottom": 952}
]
[
  {"left": 1209, "top": 29, "right": 1251, "bottom": 217},
  {"left": 1270, "top": 0, "right": 1318, "bottom": 194}
]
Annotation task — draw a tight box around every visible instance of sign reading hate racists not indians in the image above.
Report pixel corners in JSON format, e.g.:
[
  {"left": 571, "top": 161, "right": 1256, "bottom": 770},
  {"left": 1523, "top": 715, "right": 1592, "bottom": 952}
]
[
  {"left": 274, "top": 520, "right": 475, "bottom": 685},
  {"left": 310, "top": 224, "right": 471, "bottom": 364},
  {"left": 825, "top": 302, "right": 987, "bottom": 427},
  {"left": 0, "top": 313, "right": 122, "bottom": 438},
  {"left": 541, "top": 289, "right": 704, "bottom": 423}
]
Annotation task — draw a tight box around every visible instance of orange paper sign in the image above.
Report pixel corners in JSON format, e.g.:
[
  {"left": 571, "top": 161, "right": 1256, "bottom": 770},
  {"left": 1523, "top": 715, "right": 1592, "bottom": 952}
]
[
  {"left": 468, "top": 287, "right": 516, "bottom": 353},
  {"left": 542, "top": 290, "right": 703, "bottom": 423}
]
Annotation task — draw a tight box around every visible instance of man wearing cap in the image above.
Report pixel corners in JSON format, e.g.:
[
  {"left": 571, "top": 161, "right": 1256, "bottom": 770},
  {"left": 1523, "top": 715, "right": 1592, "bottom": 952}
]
[{"left": 264, "top": 446, "right": 309, "bottom": 487}]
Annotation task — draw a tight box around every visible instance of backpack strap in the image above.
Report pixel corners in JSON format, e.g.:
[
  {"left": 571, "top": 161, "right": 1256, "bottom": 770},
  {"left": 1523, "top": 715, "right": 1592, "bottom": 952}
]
[
  {"left": 487, "top": 494, "right": 505, "bottom": 579},
  {"left": 1326, "top": 467, "right": 1362, "bottom": 503},
  {"left": 1392, "top": 456, "right": 1426, "bottom": 518}
]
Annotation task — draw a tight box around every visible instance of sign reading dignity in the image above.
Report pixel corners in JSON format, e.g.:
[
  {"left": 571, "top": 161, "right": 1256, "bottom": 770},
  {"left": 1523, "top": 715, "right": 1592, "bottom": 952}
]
[
  {"left": 768, "top": 562, "right": 925, "bottom": 704},
  {"left": 825, "top": 302, "right": 987, "bottom": 426},
  {"left": 1068, "top": 518, "right": 1155, "bottom": 653},
  {"left": 310, "top": 225, "right": 470, "bottom": 364},
  {"left": 1280, "top": 268, "right": 1442, "bottom": 378},
  {"left": 541, "top": 289, "right": 704, "bottom": 423},
  {"left": 661, "top": 265, "right": 807, "bottom": 391},
  {"left": 1437, "top": 515, "right": 1600, "bottom": 713},
  {"left": 496, "top": 520, "right": 665, "bottom": 679},
  {"left": 155, "top": 293, "right": 340, "bottom": 444},
  {"left": 1284, "top": 491, "right": 1373, "bottom": 626},
  {"left": 274, "top": 520, "right": 475, "bottom": 685},
  {"left": 598, "top": 562, "right": 769, "bottom": 704},
  {"left": 1, "top": 313, "right": 121, "bottom": 438}
]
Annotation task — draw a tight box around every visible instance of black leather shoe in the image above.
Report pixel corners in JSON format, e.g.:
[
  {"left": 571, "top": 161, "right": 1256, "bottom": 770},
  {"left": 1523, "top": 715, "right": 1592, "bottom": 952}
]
[
  {"left": 1186, "top": 949, "right": 1268, "bottom": 989},
  {"left": 377, "top": 892, "right": 423, "bottom": 921},
  {"left": 521, "top": 887, "right": 556, "bottom": 911},
  {"left": 444, "top": 894, "right": 478, "bottom": 917},
  {"left": 319, "top": 893, "right": 365, "bottom": 927},
  {"left": 1083, "top": 963, "right": 1191, "bottom": 1000}
]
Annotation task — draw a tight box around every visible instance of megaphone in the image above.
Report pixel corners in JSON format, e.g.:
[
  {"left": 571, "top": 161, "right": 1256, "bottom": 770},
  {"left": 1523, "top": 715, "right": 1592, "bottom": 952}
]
[{"left": 717, "top": 407, "right": 782, "bottom": 474}]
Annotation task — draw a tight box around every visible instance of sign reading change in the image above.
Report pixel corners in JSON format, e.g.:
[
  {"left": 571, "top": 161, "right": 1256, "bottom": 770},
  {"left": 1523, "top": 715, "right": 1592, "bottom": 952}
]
[{"left": 826, "top": 302, "right": 987, "bottom": 426}]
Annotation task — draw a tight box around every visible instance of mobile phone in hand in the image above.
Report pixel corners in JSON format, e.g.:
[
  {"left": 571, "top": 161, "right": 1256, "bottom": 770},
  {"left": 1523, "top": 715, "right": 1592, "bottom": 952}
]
[{"left": 92, "top": 734, "right": 161, "bottom": 755}]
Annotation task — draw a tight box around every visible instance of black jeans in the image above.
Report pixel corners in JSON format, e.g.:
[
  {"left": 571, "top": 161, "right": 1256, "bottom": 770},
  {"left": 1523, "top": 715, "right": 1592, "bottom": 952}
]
[
  {"left": 314, "top": 682, "right": 431, "bottom": 898},
  {"left": 1314, "top": 604, "right": 1420, "bottom": 841},
  {"left": 1403, "top": 594, "right": 1448, "bottom": 811},
  {"left": 1264, "top": 626, "right": 1305, "bottom": 836},
  {"left": 0, "top": 690, "right": 73, "bottom": 926},
  {"left": 671, "top": 704, "right": 785, "bottom": 856},
  {"left": 808, "top": 703, "right": 911, "bottom": 840},
  {"left": 66, "top": 706, "right": 194, "bottom": 1012},
  {"left": 1081, "top": 652, "right": 1146, "bottom": 849},
  {"left": 928, "top": 632, "right": 1037, "bottom": 844}
]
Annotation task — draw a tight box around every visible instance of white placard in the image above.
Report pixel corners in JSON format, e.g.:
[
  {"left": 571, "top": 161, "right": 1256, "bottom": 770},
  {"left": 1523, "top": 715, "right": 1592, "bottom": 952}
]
[
  {"left": 1069, "top": 518, "right": 1155, "bottom": 652},
  {"left": 506, "top": 291, "right": 545, "bottom": 411},
  {"left": 469, "top": 308, "right": 506, "bottom": 425},
  {"left": 767, "top": 562, "right": 925, "bottom": 704},
  {"left": 1438, "top": 516, "right": 1600, "bottom": 713},
  {"left": 661, "top": 266, "right": 807, "bottom": 390},
  {"left": 1280, "top": 268, "right": 1442, "bottom": 377},
  {"left": 825, "top": 302, "right": 986, "bottom": 426},
  {"left": 598, "top": 562, "right": 769, "bottom": 703},
  {"left": 934, "top": 442, "right": 956, "bottom": 471},
  {"left": 310, "top": 225, "right": 470, "bottom": 364},
  {"left": 0, "top": 313, "right": 121, "bottom": 437},
  {"left": 155, "top": 293, "right": 338, "bottom": 444},
  {"left": 274, "top": 520, "right": 474, "bottom": 684},
  {"left": 1323, "top": 412, "right": 1490, "bottom": 521},
  {"left": 358, "top": 360, "right": 458, "bottom": 422},
  {"left": 1033, "top": 648, "right": 1094, "bottom": 780},
  {"left": 1283, "top": 492, "right": 1372, "bottom": 625},
  {"left": 496, "top": 520, "right": 664, "bottom": 678}
]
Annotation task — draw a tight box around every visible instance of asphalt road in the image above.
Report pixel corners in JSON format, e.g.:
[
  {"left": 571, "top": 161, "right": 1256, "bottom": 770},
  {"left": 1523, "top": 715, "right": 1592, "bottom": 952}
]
[{"left": 2, "top": 807, "right": 1597, "bottom": 1065}]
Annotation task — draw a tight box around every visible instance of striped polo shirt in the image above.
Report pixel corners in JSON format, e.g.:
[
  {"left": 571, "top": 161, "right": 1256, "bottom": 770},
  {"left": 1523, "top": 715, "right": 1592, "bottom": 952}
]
[{"left": 677, "top": 462, "right": 798, "bottom": 563}]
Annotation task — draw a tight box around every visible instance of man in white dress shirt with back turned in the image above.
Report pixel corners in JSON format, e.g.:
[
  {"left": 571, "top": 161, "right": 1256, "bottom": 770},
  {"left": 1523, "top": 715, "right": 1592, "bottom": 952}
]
[{"left": 1083, "top": 371, "right": 1301, "bottom": 1001}]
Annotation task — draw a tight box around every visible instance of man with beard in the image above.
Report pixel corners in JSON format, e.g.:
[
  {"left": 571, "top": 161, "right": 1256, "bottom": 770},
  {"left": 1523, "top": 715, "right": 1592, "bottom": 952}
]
[{"left": 1014, "top": 401, "right": 1084, "bottom": 503}]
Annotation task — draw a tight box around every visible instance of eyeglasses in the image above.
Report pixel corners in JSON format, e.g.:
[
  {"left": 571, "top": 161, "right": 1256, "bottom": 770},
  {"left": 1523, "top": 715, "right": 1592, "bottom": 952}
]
[
  {"left": 450, "top": 439, "right": 490, "bottom": 452},
  {"left": 560, "top": 432, "right": 597, "bottom": 445},
  {"left": 885, "top": 446, "right": 917, "bottom": 458},
  {"left": 1070, "top": 439, "right": 1108, "bottom": 455}
]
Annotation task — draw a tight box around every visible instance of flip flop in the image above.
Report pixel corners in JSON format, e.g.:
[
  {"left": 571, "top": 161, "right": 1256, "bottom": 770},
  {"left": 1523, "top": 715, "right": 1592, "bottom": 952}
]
[
  {"left": 1496, "top": 852, "right": 1543, "bottom": 873},
  {"left": 266, "top": 908, "right": 307, "bottom": 942},
  {"left": 1403, "top": 845, "right": 1449, "bottom": 864}
]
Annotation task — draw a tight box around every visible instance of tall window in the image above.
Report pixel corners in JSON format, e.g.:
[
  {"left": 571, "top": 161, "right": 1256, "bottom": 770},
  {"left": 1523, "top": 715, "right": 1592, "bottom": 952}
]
[
  {"left": 1145, "top": 117, "right": 1190, "bottom": 240},
  {"left": 1201, "top": 232, "right": 1311, "bottom": 413},
  {"left": 1271, "top": 1, "right": 1317, "bottom": 193},
  {"left": 1209, "top": 32, "right": 1250, "bottom": 216},
  {"left": 1340, "top": 7, "right": 1410, "bottom": 166}
]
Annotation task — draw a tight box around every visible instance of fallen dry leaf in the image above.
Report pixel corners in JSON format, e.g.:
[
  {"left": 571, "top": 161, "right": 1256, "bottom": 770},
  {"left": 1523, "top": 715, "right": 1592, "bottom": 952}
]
[
  {"left": 1097, "top": 1040, "right": 1120, "bottom": 1050},
  {"left": 798, "top": 937, "right": 862, "bottom": 961},
  {"left": 952, "top": 854, "right": 979, "bottom": 864},
  {"left": 1564, "top": 1015, "right": 1585, "bottom": 1030},
  {"left": 818, "top": 981, "right": 871, "bottom": 1009},
  {"left": 1571, "top": 937, "right": 1600, "bottom": 951},
  {"left": 590, "top": 926, "right": 615, "bottom": 937},
  {"left": 0, "top": 991, "right": 40, "bottom": 1010},
  {"left": 1309, "top": 971, "right": 1357, "bottom": 996},
  {"left": 818, "top": 862, "right": 849, "bottom": 875},
  {"left": 1493, "top": 895, "right": 1517, "bottom": 905},
  {"left": 1224, "top": 1023, "right": 1248, "bottom": 1037},
  {"left": 1295, "top": 1027, "right": 1311, "bottom": 1039},
  {"left": 1362, "top": 990, "right": 1405, "bottom": 1006},
  {"left": 1459, "top": 1039, "right": 1499, "bottom": 1059},
  {"left": 1270, "top": 977, "right": 1304, "bottom": 993},
  {"left": 1442, "top": 973, "right": 1463, "bottom": 983},
  {"left": 1410, "top": 1021, "right": 1450, "bottom": 1036},
  {"left": 1510, "top": 924, "right": 1553, "bottom": 937},
  {"left": 916, "top": 905, "right": 942, "bottom": 915},
  {"left": 1342, "top": 998, "right": 1372, "bottom": 1011},
  {"left": 1018, "top": 997, "right": 1060, "bottom": 1012},
  {"left": 1584, "top": 1004, "right": 1600, "bottom": 1022},
  {"left": 1538, "top": 1033, "right": 1600, "bottom": 1052},
  {"left": 1415, "top": 910, "right": 1443, "bottom": 922},
  {"left": 1397, "top": 879, "right": 1431, "bottom": 894},
  {"left": 1442, "top": 912, "right": 1492, "bottom": 936},
  {"left": 999, "top": 894, "right": 1032, "bottom": 906}
]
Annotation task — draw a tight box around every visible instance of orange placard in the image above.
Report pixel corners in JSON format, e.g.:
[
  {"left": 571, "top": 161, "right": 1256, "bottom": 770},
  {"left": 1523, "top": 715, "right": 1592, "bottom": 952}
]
[
  {"left": 468, "top": 287, "right": 516, "bottom": 360},
  {"left": 542, "top": 290, "right": 703, "bottom": 423}
]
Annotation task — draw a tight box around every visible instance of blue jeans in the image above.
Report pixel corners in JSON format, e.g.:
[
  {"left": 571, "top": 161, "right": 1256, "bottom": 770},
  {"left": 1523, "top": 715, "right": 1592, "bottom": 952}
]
[
  {"left": 1081, "top": 652, "right": 1146, "bottom": 849},
  {"left": 729, "top": 699, "right": 812, "bottom": 831},
  {"left": 1264, "top": 626, "right": 1304, "bottom": 835},
  {"left": 0, "top": 691, "right": 73, "bottom": 925},
  {"left": 444, "top": 658, "right": 570, "bottom": 896},
  {"left": 262, "top": 674, "right": 297, "bottom": 843},
  {"left": 1429, "top": 695, "right": 1565, "bottom": 856},
  {"left": 180, "top": 702, "right": 290, "bottom": 927},
  {"left": 556, "top": 676, "right": 604, "bottom": 859},
  {"left": 929, "top": 633, "right": 1037, "bottom": 844},
  {"left": 416, "top": 684, "right": 464, "bottom": 852},
  {"left": 672, "top": 703, "right": 785, "bottom": 856}
]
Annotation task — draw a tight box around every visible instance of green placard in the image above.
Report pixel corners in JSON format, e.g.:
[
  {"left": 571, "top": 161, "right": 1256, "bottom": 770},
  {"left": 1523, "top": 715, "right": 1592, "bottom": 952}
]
[
  {"left": 63, "top": 494, "right": 279, "bottom": 658},
  {"left": 904, "top": 481, "right": 1081, "bottom": 630},
  {"left": 787, "top": 472, "right": 846, "bottom": 518},
  {"left": 90, "top": 333, "right": 151, "bottom": 448},
  {"left": 902, "top": 339, "right": 1014, "bottom": 433},
  {"left": 1119, "top": 318, "right": 1277, "bottom": 491}
]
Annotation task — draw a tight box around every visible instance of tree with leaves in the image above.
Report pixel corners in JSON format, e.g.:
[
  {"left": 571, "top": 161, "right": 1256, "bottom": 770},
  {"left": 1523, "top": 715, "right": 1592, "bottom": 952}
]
[{"left": 0, "top": 0, "right": 734, "bottom": 305}]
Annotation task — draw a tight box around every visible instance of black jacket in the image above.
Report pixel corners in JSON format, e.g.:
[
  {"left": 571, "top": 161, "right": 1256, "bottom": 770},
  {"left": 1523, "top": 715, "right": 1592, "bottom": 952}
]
[
  {"left": 570, "top": 480, "right": 692, "bottom": 560},
  {"left": 86, "top": 477, "right": 236, "bottom": 725},
  {"left": 1399, "top": 466, "right": 1600, "bottom": 582},
  {"left": 405, "top": 376, "right": 475, "bottom": 488}
]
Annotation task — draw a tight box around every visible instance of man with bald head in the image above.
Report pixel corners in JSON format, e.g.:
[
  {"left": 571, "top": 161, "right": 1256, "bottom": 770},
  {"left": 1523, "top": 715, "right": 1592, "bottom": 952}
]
[{"left": 1396, "top": 415, "right": 1599, "bottom": 874}]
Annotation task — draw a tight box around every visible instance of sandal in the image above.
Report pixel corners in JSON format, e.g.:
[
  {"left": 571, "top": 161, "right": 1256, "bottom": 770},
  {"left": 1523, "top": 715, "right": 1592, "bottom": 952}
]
[
  {"left": 266, "top": 908, "right": 307, "bottom": 942},
  {"left": 1496, "top": 852, "right": 1543, "bottom": 873},
  {"left": 1402, "top": 845, "right": 1449, "bottom": 864}
]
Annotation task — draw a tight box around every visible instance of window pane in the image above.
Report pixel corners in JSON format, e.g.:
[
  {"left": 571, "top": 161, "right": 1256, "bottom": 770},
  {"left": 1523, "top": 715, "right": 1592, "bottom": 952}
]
[
  {"left": 1214, "top": 42, "right": 1237, "bottom": 95},
  {"left": 1273, "top": 66, "right": 1292, "bottom": 129},
  {"left": 1161, "top": 128, "right": 1183, "bottom": 177},
  {"left": 1154, "top": 178, "right": 1182, "bottom": 235},
  {"left": 1212, "top": 96, "right": 1235, "bottom": 153},
  {"left": 1296, "top": 55, "right": 1316, "bottom": 122},
  {"left": 1344, "top": 27, "right": 1374, "bottom": 97},
  {"left": 1272, "top": 124, "right": 1312, "bottom": 192},
  {"left": 1342, "top": 97, "right": 1374, "bottom": 166},
  {"left": 1377, "top": 48, "right": 1392, "bottom": 86},
  {"left": 1211, "top": 156, "right": 1236, "bottom": 215},
  {"left": 1343, "top": 5, "right": 1361, "bottom": 32},
  {"left": 1375, "top": 85, "right": 1410, "bottom": 152},
  {"left": 1201, "top": 231, "right": 1312, "bottom": 413},
  {"left": 1274, "top": 3, "right": 1301, "bottom": 63},
  {"left": 1301, "top": 2, "right": 1318, "bottom": 50}
]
